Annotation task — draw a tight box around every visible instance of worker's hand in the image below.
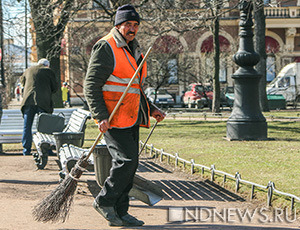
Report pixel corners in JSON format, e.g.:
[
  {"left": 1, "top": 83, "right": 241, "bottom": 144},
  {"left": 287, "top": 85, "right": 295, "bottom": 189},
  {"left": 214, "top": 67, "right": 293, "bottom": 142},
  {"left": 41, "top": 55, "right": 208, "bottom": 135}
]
[
  {"left": 97, "top": 119, "right": 111, "bottom": 133},
  {"left": 151, "top": 109, "right": 166, "bottom": 122}
]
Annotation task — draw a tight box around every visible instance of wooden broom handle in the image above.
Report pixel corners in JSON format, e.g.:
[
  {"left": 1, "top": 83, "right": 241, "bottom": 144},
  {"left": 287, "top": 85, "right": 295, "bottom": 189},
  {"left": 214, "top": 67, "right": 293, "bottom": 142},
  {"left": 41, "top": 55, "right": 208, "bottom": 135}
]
[{"left": 84, "top": 46, "right": 153, "bottom": 161}]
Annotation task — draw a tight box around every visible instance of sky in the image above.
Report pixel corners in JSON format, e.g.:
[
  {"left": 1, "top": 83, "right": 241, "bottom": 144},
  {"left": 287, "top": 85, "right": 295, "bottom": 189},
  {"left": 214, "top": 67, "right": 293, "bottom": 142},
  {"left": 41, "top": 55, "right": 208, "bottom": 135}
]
[{"left": 2, "top": 0, "right": 31, "bottom": 47}]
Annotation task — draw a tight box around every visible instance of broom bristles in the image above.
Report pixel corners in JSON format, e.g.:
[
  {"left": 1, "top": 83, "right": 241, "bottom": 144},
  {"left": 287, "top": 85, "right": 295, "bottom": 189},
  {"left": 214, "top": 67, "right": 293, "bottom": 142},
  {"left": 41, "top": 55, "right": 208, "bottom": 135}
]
[
  {"left": 32, "top": 156, "right": 88, "bottom": 223},
  {"left": 32, "top": 174, "right": 78, "bottom": 223}
]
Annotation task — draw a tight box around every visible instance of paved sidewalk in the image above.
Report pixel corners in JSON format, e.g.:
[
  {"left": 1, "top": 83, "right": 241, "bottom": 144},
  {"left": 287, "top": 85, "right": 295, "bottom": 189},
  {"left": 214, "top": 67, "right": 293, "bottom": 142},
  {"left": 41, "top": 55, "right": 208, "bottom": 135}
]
[
  {"left": 6, "top": 97, "right": 22, "bottom": 109},
  {"left": 0, "top": 153, "right": 299, "bottom": 230}
]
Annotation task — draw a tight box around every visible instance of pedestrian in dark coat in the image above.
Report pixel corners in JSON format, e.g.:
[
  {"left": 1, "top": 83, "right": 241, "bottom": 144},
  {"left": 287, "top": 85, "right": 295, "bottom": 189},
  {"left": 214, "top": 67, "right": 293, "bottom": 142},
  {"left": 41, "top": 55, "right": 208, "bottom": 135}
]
[{"left": 20, "top": 58, "right": 57, "bottom": 156}]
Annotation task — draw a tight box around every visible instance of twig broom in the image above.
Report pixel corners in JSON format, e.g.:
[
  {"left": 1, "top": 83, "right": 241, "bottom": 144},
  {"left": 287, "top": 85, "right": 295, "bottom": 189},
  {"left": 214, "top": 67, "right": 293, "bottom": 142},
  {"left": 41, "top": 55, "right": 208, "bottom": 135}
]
[{"left": 32, "top": 46, "right": 152, "bottom": 223}]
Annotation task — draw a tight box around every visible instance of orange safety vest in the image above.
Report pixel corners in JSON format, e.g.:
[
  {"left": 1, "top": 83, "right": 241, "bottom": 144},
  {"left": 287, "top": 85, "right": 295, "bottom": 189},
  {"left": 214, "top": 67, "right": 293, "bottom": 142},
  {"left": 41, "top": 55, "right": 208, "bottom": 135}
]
[{"left": 101, "top": 33, "right": 150, "bottom": 128}]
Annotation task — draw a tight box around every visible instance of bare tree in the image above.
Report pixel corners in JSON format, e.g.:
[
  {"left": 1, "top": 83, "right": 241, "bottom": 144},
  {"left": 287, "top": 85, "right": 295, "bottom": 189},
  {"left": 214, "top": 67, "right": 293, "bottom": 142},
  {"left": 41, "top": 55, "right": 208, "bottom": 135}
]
[
  {"left": 67, "top": 0, "right": 240, "bottom": 109},
  {"left": 254, "top": 0, "right": 269, "bottom": 112},
  {"left": 24, "top": 0, "right": 90, "bottom": 107},
  {"left": 207, "top": 0, "right": 222, "bottom": 113},
  {"left": 2, "top": 0, "right": 29, "bottom": 107}
]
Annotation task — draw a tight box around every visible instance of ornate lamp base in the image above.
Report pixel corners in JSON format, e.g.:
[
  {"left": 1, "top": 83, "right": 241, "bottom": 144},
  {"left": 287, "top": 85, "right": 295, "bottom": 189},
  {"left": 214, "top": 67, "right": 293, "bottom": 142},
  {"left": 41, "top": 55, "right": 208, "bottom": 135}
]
[{"left": 227, "top": 121, "right": 267, "bottom": 140}]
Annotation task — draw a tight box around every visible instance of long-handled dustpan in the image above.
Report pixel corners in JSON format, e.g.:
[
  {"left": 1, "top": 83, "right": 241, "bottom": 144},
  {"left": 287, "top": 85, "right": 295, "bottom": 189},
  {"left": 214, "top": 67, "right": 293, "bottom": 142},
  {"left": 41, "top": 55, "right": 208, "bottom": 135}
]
[{"left": 130, "top": 121, "right": 163, "bottom": 206}]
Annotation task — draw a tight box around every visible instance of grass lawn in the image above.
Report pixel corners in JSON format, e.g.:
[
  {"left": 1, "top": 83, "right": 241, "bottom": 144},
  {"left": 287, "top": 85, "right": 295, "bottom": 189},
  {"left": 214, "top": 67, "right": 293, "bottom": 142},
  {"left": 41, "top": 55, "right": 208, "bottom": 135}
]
[
  {"left": 84, "top": 114, "right": 300, "bottom": 192},
  {"left": 83, "top": 111, "right": 300, "bottom": 209}
]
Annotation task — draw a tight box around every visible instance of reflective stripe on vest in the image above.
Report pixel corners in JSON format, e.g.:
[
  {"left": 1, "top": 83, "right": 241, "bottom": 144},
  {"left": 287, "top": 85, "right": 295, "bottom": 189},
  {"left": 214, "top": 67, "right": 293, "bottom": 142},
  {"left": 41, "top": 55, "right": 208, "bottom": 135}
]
[
  {"left": 102, "top": 84, "right": 140, "bottom": 94},
  {"left": 101, "top": 33, "right": 150, "bottom": 128},
  {"left": 106, "top": 74, "right": 140, "bottom": 86}
]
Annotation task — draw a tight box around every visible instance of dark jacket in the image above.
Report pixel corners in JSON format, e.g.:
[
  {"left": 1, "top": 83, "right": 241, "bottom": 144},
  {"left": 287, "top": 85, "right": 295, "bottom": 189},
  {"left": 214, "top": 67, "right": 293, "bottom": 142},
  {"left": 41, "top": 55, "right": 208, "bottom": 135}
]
[
  {"left": 20, "top": 64, "right": 57, "bottom": 114},
  {"left": 84, "top": 27, "right": 155, "bottom": 124}
]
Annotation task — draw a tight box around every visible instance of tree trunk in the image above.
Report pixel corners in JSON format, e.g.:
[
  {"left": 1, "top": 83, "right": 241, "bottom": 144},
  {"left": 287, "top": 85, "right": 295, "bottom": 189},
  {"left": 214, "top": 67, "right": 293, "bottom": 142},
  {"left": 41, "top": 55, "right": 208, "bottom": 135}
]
[
  {"left": 212, "top": 15, "right": 220, "bottom": 113},
  {"left": 254, "top": 0, "right": 269, "bottom": 112},
  {"left": 28, "top": 0, "right": 75, "bottom": 108}
]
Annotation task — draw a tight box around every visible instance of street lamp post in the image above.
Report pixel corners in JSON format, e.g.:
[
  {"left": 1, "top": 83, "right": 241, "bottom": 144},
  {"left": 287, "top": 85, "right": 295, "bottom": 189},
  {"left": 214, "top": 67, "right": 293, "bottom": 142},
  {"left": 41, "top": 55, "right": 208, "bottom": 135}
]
[
  {"left": 25, "top": 0, "right": 28, "bottom": 69},
  {"left": 0, "top": 0, "right": 5, "bottom": 115},
  {"left": 226, "top": 0, "right": 267, "bottom": 140},
  {"left": 0, "top": 0, "right": 4, "bottom": 87}
]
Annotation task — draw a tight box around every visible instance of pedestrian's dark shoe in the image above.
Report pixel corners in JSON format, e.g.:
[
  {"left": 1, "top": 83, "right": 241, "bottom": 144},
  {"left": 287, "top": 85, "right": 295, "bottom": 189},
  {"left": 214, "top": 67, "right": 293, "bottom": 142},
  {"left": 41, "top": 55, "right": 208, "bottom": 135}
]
[
  {"left": 120, "top": 213, "right": 144, "bottom": 226},
  {"left": 93, "top": 200, "right": 123, "bottom": 226},
  {"left": 23, "top": 149, "right": 31, "bottom": 156}
]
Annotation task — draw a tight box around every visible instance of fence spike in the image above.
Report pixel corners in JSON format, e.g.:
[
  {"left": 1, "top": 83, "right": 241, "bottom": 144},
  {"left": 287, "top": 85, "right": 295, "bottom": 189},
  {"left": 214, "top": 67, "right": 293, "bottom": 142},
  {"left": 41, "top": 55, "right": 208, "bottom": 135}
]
[
  {"left": 160, "top": 149, "right": 164, "bottom": 162},
  {"left": 223, "top": 175, "right": 226, "bottom": 186},
  {"left": 191, "top": 159, "right": 195, "bottom": 174},
  {"left": 291, "top": 197, "right": 295, "bottom": 212},
  {"left": 267, "top": 181, "right": 275, "bottom": 207},
  {"left": 150, "top": 144, "right": 154, "bottom": 157},
  {"left": 211, "top": 165, "right": 215, "bottom": 181},
  {"left": 175, "top": 153, "right": 178, "bottom": 168},
  {"left": 251, "top": 184, "right": 255, "bottom": 200},
  {"left": 235, "top": 172, "right": 241, "bottom": 193}
]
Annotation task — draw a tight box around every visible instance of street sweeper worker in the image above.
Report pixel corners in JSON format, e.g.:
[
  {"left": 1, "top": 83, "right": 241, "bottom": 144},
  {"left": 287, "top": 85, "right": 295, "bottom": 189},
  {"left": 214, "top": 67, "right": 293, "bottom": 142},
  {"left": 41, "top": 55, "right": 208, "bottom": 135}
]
[{"left": 84, "top": 4, "right": 165, "bottom": 227}]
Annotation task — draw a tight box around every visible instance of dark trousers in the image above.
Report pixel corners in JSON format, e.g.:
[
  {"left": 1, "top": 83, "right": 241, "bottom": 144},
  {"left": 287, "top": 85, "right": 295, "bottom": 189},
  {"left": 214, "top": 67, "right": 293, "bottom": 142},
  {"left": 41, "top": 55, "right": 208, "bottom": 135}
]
[
  {"left": 96, "top": 126, "right": 139, "bottom": 217},
  {"left": 22, "top": 105, "right": 45, "bottom": 155}
]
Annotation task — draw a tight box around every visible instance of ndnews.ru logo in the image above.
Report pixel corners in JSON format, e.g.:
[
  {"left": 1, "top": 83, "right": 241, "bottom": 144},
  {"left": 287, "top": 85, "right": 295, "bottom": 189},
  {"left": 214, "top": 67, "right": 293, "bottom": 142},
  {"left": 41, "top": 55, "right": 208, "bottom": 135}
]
[{"left": 168, "top": 207, "right": 298, "bottom": 224}]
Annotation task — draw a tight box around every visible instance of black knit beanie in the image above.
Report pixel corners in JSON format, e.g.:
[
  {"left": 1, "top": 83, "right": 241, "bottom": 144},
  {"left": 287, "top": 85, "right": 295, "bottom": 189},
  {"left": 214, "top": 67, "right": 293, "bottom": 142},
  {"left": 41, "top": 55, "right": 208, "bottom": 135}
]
[{"left": 114, "top": 4, "right": 140, "bottom": 26}]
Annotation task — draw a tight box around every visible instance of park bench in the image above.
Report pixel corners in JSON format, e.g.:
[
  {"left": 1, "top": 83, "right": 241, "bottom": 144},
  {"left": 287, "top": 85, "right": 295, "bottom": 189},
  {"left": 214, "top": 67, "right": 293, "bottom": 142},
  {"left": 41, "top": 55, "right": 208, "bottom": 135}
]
[
  {"left": 0, "top": 108, "right": 76, "bottom": 153},
  {"left": 32, "top": 108, "right": 91, "bottom": 169},
  {"left": 58, "top": 144, "right": 164, "bottom": 206}
]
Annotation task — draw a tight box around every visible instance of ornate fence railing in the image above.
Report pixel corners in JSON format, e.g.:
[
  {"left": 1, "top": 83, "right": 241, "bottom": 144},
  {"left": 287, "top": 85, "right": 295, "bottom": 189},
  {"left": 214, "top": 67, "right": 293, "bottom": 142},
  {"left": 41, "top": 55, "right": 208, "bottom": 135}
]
[
  {"left": 139, "top": 141, "right": 300, "bottom": 211},
  {"left": 166, "top": 111, "right": 300, "bottom": 122},
  {"left": 265, "top": 6, "right": 300, "bottom": 18}
]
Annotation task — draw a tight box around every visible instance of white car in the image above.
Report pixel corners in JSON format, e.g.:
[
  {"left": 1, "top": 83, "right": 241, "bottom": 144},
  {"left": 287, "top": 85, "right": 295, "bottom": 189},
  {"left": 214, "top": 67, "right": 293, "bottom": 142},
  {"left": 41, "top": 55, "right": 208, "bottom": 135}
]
[{"left": 144, "top": 88, "right": 175, "bottom": 107}]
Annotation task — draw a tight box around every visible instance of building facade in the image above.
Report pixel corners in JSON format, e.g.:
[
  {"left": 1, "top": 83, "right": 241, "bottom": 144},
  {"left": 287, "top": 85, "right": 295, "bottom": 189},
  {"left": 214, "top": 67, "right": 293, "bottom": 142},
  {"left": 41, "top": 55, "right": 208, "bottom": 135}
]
[{"left": 57, "top": 0, "right": 300, "bottom": 101}]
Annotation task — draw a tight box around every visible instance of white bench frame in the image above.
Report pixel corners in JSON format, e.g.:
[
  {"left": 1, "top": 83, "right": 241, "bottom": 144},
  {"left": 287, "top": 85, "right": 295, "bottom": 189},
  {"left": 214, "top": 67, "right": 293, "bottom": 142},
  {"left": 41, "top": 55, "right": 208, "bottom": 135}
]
[
  {"left": 32, "top": 108, "right": 91, "bottom": 169},
  {"left": 0, "top": 108, "right": 76, "bottom": 153}
]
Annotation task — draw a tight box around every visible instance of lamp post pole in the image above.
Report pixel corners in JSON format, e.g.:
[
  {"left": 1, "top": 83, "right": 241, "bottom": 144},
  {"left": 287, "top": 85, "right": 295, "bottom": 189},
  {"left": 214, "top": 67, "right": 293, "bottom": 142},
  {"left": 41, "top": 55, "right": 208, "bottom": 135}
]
[
  {"left": 25, "top": 0, "right": 28, "bottom": 69},
  {"left": 226, "top": 0, "right": 267, "bottom": 140},
  {"left": 0, "top": 0, "right": 4, "bottom": 125},
  {"left": 0, "top": 0, "right": 4, "bottom": 87}
]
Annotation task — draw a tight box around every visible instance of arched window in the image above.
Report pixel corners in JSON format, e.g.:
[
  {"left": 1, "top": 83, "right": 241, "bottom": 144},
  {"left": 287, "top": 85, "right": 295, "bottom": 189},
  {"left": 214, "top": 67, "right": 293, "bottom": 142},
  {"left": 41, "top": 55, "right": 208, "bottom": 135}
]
[
  {"left": 200, "top": 35, "right": 231, "bottom": 53},
  {"left": 265, "top": 36, "right": 280, "bottom": 54},
  {"left": 265, "top": 36, "right": 280, "bottom": 82},
  {"left": 152, "top": 35, "right": 183, "bottom": 84},
  {"left": 200, "top": 35, "right": 231, "bottom": 82},
  {"left": 153, "top": 35, "right": 183, "bottom": 54},
  {"left": 266, "top": 56, "right": 276, "bottom": 82}
]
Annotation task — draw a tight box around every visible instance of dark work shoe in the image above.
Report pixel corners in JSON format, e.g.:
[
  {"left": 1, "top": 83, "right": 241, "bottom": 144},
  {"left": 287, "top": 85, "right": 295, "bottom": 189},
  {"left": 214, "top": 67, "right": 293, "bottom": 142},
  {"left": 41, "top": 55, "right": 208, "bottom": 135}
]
[
  {"left": 93, "top": 200, "right": 123, "bottom": 226},
  {"left": 120, "top": 213, "right": 144, "bottom": 226}
]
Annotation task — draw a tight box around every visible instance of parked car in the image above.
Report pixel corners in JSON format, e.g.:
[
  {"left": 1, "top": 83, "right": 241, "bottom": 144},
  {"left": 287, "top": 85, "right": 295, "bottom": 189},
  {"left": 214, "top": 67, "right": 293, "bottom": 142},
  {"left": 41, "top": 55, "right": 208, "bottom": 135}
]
[
  {"left": 221, "top": 86, "right": 286, "bottom": 110},
  {"left": 182, "top": 83, "right": 213, "bottom": 108},
  {"left": 144, "top": 87, "right": 175, "bottom": 107},
  {"left": 221, "top": 86, "right": 234, "bottom": 108}
]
